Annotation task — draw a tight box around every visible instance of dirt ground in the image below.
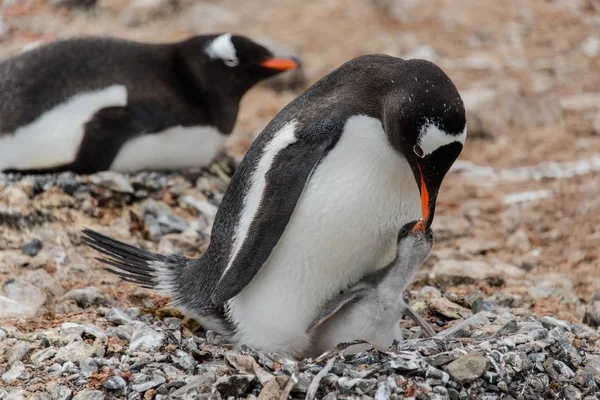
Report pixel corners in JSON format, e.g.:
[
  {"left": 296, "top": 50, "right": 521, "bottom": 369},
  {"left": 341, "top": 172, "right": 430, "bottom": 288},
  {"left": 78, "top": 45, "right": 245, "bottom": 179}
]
[{"left": 1, "top": 0, "right": 599, "bottom": 330}]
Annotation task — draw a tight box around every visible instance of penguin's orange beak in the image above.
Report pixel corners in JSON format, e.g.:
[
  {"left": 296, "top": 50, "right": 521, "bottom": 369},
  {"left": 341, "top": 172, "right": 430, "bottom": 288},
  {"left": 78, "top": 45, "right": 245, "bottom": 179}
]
[
  {"left": 260, "top": 58, "right": 300, "bottom": 71},
  {"left": 417, "top": 164, "right": 431, "bottom": 223}
]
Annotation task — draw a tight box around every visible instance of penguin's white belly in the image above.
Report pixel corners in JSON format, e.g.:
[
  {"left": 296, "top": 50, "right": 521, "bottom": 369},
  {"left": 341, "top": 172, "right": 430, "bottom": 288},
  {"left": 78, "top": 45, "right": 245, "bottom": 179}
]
[
  {"left": 109, "top": 125, "right": 226, "bottom": 172},
  {"left": 227, "top": 115, "right": 421, "bottom": 355},
  {"left": 0, "top": 85, "right": 127, "bottom": 171}
]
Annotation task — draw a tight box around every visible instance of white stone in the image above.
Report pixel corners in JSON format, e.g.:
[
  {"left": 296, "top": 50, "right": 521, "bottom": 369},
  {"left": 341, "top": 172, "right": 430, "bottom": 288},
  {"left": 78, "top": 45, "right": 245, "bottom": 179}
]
[
  {"left": 129, "top": 324, "right": 164, "bottom": 352},
  {"left": 581, "top": 36, "right": 600, "bottom": 58},
  {"left": 560, "top": 93, "right": 600, "bottom": 111}
]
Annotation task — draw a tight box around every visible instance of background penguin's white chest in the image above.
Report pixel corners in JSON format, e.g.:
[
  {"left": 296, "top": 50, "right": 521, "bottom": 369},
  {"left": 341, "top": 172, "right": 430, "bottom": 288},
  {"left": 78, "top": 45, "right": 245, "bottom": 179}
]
[{"left": 227, "top": 115, "right": 421, "bottom": 355}]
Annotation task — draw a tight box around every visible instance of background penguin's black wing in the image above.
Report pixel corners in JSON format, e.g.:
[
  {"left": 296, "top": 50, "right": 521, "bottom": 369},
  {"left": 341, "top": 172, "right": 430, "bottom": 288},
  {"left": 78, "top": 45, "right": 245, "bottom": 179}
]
[
  {"left": 210, "top": 115, "right": 346, "bottom": 304},
  {"left": 70, "top": 103, "right": 182, "bottom": 173}
]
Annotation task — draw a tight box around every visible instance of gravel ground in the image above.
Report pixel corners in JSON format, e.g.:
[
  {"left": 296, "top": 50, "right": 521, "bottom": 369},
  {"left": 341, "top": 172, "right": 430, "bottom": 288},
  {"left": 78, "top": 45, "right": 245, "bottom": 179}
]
[{"left": 1, "top": 0, "right": 600, "bottom": 399}]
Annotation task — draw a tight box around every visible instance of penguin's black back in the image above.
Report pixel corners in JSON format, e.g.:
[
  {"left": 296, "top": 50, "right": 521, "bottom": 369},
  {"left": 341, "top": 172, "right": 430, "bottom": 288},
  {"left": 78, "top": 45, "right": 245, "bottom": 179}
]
[{"left": 0, "top": 36, "right": 201, "bottom": 133}]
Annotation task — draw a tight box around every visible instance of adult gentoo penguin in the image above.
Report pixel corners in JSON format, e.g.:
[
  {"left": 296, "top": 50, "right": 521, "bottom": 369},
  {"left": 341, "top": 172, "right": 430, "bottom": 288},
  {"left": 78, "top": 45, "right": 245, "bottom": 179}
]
[
  {"left": 0, "top": 34, "right": 299, "bottom": 174},
  {"left": 83, "top": 54, "right": 467, "bottom": 356}
]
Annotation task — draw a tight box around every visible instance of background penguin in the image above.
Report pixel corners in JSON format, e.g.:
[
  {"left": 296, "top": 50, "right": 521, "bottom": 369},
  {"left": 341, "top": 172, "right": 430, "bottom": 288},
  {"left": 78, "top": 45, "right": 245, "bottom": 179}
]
[
  {"left": 0, "top": 34, "right": 299, "bottom": 174},
  {"left": 306, "top": 219, "right": 435, "bottom": 357},
  {"left": 83, "top": 54, "right": 467, "bottom": 357}
]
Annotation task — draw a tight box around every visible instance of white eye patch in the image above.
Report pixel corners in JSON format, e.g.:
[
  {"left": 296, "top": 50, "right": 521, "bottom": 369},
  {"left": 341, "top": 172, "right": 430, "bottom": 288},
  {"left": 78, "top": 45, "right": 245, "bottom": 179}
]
[
  {"left": 418, "top": 121, "right": 467, "bottom": 156},
  {"left": 205, "top": 33, "right": 239, "bottom": 67}
]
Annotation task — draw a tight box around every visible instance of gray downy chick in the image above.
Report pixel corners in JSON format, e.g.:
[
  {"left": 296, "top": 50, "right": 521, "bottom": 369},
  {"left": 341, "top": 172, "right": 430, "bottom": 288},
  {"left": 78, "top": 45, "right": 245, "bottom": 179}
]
[{"left": 306, "top": 219, "right": 434, "bottom": 357}]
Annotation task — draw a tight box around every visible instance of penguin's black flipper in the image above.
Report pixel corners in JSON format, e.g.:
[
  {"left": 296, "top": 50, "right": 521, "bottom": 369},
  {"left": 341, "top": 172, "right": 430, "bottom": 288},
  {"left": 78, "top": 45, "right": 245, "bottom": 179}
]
[
  {"left": 306, "top": 289, "right": 368, "bottom": 334},
  {"left": 211, "top": 117, "right": 344, "bottom": 304},
  {"left": 71, "top": 104, "right": 179, "bottom": 174}
]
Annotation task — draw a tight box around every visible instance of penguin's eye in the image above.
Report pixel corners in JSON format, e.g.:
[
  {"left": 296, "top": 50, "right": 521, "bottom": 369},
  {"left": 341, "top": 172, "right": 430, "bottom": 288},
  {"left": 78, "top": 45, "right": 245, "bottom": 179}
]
[
  {"left": 400, "top": 228, "right": 408, "bottom": 237},
  {"left": 413, "top": 144, "right": 425, "bottom": 158},
  {"left": 224, "top": 59, "right": 239, "bottom": 67},
  {"left": 428, "top": 231, "right": 434, "bottom": 240}
]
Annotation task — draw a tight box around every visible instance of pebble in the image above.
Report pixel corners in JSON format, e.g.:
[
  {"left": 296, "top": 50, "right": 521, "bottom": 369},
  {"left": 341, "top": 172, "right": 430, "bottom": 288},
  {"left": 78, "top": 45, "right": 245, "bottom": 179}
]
[
  {"left": 445, "top": 354, "right": 490, "bottom": 384},
  {"left": 63, "top": 287, "right": 111, "bottom": 309},
  {"left": 129, "top": 324, "right": 164, "bottom": 352},
  {"left": 541, "top": 316, "right": 572, "bottom": 332},
  {"left": 581, "top": 35, "right": 600, "bottom": 58},
  {"left": 429, "top": 297, "right": 472, "bottom": 319},
  {"left": 8, "top": 342, "right": 33, "bottom": 365},
  {"left": 21, "top": 238, "right": 43, "bottom": 257},
  {"left": 72, "top": 390, "right": 106, "bottom": 400},
  {"left": 30, "top": 347, "right": 57, "bottom": 364},
  {"left": 54, "top": 341, "right": 97, "bottom": 363},
  {"left": 2, "top": 361, "right": 28, "bottom": 383},
  {"left": 213, "top": 374, "right": 256, "bottom": 397},
  {"left": 103, "top": 376, "right": 127, "bottom": 391},
  {"left": 80, "top": 359, "right": 99, "bottom": 377}
]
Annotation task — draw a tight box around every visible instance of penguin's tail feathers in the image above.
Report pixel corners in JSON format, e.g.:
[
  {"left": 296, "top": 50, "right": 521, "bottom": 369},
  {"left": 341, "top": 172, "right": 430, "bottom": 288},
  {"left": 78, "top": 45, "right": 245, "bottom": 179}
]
[{"left": 82, "top": 228, "right": 188, "bottom": 298}]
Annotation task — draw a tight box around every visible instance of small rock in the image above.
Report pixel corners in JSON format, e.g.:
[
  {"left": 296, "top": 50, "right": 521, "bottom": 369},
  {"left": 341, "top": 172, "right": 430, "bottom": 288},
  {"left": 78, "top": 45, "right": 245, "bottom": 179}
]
[
  {"left": 583, "top": 301, "right": 600, "bottom": 328},
  {"left": 581, "top": 36, "right": 600, "bottom": 58},
  {"left": 103, "top": 376, "right": 127, "bottom": 391},
  {"left": 131, "top": 372, "right": 167, "bottom": 392},
  {"left": 21, "top": 239, "right": 43, "bottom": 257},
  {"left": 80, "top": 359, "right": 99, "bottom": 377},
  {"left": 170, "top": 372, "right": 216, "bottom": 397},
  {"left": 506, "top": 229, "right": 531, "bottom": 253},
  {"left": 8, "top": 342, "right": 33, "bottom": 365},
  {"left": 429, "top": 297, "right": 472, "bottom": 319},
  {"left": 541, "top": 316, "right": 572, "bottom": 332},
  {"left": 129, "top": 324, "right": 164, "bottom": 352},
  {"left": 1, "top": 361, "right": 28, "bottom": 383},
  {"left": 72, "top": 390, "right": 106, "bottom": 400},
  {"left": 0, "top": 279, "right": 47, "bottom": 318},
  {"left": 46, "top": 383, "right": 72, "bottom": 400},
  {"left": 89, "top": 172, "right": 134, "bottom": 193},
  {"left": 55, "top": 341, "right": 97, "bottom": 363},
  {"left": 63, "top": 287, "right": 110, "bottom": 309},
  {"left": 30, "top": 347, "right": 57, "bottom": 364},
  {"left": 439, "top": 312, "right": 491, "bottom": 337},
  {"left": 445, "top": 354, "right": 489, "bottom": 384},
  {"left": 106, "top": 308, "right": 134, "bottom": 325},
  {"left": 213, "top": 374, "right": 255, "bottom": 397},
  {"left": 560, "top": 93, "right": 600, "bottom": 111}
]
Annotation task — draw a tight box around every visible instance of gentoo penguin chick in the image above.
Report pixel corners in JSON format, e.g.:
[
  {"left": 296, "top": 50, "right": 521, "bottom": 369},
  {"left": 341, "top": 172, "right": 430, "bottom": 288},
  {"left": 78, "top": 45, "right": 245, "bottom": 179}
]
[
  {"left": 0, "top": 34, "right": 299, "bottom": 174},
  {"left": 83, "top": 54, "right": 466, "bottom": 356},
  {"left": 306, "top": 219, "right": 434, "bottom": 357}
]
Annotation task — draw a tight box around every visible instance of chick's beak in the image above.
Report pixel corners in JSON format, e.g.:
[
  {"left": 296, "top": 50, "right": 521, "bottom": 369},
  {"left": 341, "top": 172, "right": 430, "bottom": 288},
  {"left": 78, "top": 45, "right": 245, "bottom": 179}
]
[
  {"left": 411, "top": 219, "right": 426, "bottom": 233},
  {"left": 259, "top": 57, "right": 300, "bottom": 71}
]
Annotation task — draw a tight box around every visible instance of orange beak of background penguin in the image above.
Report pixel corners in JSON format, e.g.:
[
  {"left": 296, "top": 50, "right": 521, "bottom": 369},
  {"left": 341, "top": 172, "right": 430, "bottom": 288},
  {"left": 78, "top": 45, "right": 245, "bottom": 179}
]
[{"left": 259, "top": 58, "right": 300, "bottom": 71}]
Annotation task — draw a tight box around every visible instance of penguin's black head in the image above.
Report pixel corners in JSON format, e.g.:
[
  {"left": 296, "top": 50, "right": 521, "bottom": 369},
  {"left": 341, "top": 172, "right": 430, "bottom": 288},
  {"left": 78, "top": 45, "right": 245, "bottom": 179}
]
[
  {"left": 383, "top": 59, "right": 467, "bottom": 229},
  {"left": 192, "top": 33, "right": 300, "bottom": 96}
]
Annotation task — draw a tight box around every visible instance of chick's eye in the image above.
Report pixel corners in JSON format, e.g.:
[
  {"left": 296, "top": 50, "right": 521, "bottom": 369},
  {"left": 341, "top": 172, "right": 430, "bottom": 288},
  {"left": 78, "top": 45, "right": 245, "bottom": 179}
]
[
  {"left": 428, "top": 231, "right": 434, "bottom": 240},
  {"left": 224, "top": 59, "right": 238, "bottom": 67},
  {"left": 413, "top": 144, "right": 425, "bottom": 158},
  {"left": 400, "top": 229, "right": 408, "bottom": 236}
]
